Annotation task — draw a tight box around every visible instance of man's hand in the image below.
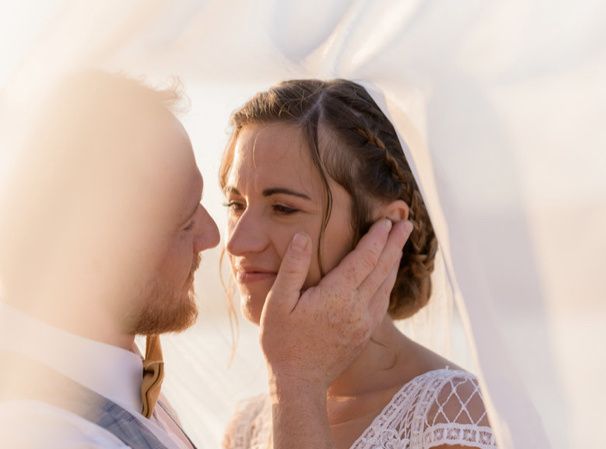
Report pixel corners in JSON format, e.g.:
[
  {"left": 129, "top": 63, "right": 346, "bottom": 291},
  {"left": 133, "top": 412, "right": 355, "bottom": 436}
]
[{"left": 260, "top": 218, "right": 413, "bottom": 391}]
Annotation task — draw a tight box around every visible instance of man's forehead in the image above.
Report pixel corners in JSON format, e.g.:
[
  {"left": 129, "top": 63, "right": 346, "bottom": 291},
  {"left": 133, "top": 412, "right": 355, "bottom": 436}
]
[
  {"left": 194, "top": 169, "right": 204, "bottom": 196},
  {"left": 196, "top": 165, "right": 206, "bottom": 194}
]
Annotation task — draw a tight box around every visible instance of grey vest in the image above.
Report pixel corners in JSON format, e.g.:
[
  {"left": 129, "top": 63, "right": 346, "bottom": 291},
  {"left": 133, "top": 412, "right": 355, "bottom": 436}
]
[{"left": 0, "top": 351, "right": 196, "bottom": 449}]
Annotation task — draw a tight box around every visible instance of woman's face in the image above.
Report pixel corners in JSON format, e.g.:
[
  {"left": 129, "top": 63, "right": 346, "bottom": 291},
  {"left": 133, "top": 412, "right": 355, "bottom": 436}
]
[{"left": 224, "top": 123, "right": 354, "bottom": 324}]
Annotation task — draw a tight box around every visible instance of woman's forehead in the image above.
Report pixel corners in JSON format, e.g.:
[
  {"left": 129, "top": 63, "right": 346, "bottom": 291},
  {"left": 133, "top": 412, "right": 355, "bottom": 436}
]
[
  {"left": 226, "top": 122, "right": 353, "bottom": 215},
  {"left": 230, "top": 123, "right": 319, "bottom": 186},
  {"left": 236, "top": 123, "right": 307, "bottom": 157}
]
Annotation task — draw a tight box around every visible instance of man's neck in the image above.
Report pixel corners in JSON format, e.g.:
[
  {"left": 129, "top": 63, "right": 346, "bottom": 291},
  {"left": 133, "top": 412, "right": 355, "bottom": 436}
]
[{"left": 4, "top": 295, "right": 136, "bottom": 351}]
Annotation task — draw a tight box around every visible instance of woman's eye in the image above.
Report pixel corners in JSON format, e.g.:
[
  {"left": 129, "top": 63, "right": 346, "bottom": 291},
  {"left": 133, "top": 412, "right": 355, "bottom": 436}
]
[{"left": 273, "top": 204, "right": 299, "bottom": 215}]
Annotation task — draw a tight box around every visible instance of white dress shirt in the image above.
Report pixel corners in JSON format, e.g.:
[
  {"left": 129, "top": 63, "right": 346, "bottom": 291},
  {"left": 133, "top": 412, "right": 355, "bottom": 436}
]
[{"left": 0, "top": 301, "right": 194, "bottom": 449}]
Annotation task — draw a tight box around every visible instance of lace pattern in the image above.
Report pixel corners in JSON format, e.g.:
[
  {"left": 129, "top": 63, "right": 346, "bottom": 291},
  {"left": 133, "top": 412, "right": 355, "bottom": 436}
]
[
  {"left": 223, "top": 393, "right": 271, "bottom": 449},
  {"left": 224, "top": 368, "right": 497, "bottom": 449}
]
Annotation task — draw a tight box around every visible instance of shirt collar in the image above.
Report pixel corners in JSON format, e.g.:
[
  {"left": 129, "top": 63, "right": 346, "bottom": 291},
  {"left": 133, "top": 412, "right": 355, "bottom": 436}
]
[{"left": 0, "top": 300, "right": 143, "bottom": 414}]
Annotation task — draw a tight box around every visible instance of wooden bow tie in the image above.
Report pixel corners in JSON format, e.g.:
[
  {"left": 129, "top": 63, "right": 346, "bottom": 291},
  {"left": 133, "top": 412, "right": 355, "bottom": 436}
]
[{"left": 141, "top": 334, "right": 164, "bottom": 418}]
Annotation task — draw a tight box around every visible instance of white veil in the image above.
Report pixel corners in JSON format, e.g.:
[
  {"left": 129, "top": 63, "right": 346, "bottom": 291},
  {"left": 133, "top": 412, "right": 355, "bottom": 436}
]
[{"left": 2, "top": 1, "right": 605, "bottom": 448}]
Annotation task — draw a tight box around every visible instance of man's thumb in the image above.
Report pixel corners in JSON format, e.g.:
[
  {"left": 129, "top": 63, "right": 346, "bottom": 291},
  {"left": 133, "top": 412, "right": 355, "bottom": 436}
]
[{"left": 268, "top": 232, "right": 312, "bottom": 311}]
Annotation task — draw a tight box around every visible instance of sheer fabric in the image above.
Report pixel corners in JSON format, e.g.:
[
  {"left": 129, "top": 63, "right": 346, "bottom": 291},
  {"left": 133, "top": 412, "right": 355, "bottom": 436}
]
[
  {"left": 2, "top": 1, "right": 605, "bottom": 448},
  {"left": 225, "top": 369, "right": 496, "bottom": 449}
]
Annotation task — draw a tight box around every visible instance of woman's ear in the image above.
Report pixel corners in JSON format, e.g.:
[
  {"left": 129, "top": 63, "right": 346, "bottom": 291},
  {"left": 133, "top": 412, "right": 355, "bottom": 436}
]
[{"left": 375, "top": 200, "right": 409, "bottom": 223}]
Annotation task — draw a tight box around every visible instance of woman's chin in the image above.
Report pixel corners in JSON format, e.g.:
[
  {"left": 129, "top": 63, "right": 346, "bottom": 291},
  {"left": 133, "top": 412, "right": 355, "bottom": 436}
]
[{"left": 239, "top": 293, "right": 266, "bottom": 325}]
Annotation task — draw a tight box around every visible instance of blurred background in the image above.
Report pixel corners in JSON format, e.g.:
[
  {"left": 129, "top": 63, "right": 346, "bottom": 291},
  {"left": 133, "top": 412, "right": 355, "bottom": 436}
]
[{"left": 1, "top": 1, "right": 605, "bottom": 448}]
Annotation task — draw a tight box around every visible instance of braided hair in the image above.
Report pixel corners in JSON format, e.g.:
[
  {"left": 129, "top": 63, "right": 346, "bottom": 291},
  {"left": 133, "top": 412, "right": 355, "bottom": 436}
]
[{"left": 220, "top": 79, "right": 438, "bottom": 319}]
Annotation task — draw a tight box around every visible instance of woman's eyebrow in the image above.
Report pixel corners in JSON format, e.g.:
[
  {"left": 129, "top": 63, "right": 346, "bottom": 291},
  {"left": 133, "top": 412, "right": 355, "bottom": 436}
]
[
  {"left": 262, "top": 187, "right": 311, "bottom": 200},
  {"left": 224, "top": 185, "right": 312, "bottom": 201}
]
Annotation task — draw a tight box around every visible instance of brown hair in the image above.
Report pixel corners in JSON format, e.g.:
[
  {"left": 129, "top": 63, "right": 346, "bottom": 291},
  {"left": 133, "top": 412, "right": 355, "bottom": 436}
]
[{"left": 220, "top": 79, "right": 438, "bottom": 319}]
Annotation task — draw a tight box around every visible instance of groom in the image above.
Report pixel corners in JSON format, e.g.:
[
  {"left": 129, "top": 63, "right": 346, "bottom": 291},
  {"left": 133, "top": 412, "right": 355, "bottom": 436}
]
[{"left": 0, "top": 71, "right": 411, "bottom": 449}]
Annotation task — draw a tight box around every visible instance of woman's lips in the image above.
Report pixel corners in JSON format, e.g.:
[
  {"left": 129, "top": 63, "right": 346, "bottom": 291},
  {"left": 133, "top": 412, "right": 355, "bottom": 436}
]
[{"left": 236, "top": 270, "right": 277, "bottom": 284}]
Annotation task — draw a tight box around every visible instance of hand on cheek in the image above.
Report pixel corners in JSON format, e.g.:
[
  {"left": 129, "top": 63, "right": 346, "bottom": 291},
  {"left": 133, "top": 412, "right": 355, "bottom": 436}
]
[{"left": 260, "top": 219, "right": 413, "bottom": 395}]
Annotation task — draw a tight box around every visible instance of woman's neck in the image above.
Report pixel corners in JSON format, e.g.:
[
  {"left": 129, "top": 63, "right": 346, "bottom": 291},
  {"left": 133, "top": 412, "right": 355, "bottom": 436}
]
[{"left": 326, "top": 316, "right": 457, "bottom": 401}]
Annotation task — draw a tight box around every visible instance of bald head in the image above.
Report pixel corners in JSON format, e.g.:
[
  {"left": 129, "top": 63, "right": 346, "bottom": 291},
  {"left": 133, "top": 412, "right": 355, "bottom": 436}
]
[{"left": 0, "top": 70, "right": 209, "bottom": 339}]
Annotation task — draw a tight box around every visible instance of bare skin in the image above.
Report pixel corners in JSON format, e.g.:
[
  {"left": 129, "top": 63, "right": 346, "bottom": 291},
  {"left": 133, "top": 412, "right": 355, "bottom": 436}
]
[
  {"left": 264, "top": 222, "right": 473, "bottom": 449},
  {"left": 261, "top": 219, "right": 414, "bottom": 449},
  {"left": 226, "top": 123, "right": 478, "bottom": 449}
]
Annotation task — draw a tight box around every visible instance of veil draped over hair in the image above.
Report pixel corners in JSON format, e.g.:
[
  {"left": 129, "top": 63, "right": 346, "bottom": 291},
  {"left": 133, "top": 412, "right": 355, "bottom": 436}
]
[{"left": 2, "top": 1, "right": 605, "bottom": 448}]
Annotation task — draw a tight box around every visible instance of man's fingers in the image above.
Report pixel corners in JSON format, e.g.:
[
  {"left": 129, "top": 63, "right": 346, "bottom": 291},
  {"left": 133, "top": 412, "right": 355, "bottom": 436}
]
[
  {"left": 266, "top": 232, "right": 312, "bottom": 312},
  {"left": 322, "top": 218, "right": 393, "bottom": 290},
  {"left": 358, "top": 220, "right": 413, "bottom": 304}
]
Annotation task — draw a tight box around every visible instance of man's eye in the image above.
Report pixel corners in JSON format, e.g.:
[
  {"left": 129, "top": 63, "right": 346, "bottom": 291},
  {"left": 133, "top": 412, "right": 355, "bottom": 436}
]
[
  {"left": 223, "top": 201, "right": 245, "bottom": 214},
  {"left": 273, "top": 204, "right": 299, "bottom": 215}
]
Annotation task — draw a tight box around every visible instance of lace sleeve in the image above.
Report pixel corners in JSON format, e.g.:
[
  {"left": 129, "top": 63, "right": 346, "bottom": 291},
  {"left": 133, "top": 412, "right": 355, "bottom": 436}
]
[
  {"left": 222, "top": 395, "right": 270, "bottom": 449},
  {"left": 422, "top": 374, "right": 497, "bottom": 449}
]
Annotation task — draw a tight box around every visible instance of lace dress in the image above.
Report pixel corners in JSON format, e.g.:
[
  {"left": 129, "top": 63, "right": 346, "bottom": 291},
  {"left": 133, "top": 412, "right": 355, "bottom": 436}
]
[{"left": 224, "top": 368, "right": 497, "bottom": 449}]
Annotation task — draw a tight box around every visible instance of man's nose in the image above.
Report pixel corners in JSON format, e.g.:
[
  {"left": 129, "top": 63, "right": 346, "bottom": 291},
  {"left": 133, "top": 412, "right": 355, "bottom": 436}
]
[{"left": 194, "top": 206, "right": 220, "bottom": 253}]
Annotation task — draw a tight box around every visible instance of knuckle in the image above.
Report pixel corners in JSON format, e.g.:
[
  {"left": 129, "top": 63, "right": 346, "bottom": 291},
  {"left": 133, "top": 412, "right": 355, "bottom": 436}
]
[
  {"left": 338, "top": 266, "right": 356, "bottom": 287},
  {"left": 327, "top": 282, "right": 351, "bottom": 302},
  {"left": 351, "top": 320, "right": 371, "bottom": 344},
  {"left": 360, "top": 251, "right": 378, "bottom": 272}
]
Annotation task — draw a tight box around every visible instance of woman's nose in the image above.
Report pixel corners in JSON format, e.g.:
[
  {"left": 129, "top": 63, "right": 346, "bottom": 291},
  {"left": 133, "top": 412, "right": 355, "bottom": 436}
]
[
  {"left": 225, "top": 211, "right": 268, "bottom": 256},
  {"left": 193, "top": 205, "right": 220, "bottom": 253}
]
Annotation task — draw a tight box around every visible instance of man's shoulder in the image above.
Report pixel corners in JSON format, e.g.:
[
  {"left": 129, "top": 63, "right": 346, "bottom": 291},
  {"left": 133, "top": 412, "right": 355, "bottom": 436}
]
[{"left": 0, "top": 399, "right": 129, "bottom": 449}]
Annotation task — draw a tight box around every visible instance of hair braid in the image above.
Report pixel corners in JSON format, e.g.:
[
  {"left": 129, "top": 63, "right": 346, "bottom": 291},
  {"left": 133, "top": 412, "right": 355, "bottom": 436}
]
[{"left": 343, "top": 97, "right": 438, "bottom": 318}]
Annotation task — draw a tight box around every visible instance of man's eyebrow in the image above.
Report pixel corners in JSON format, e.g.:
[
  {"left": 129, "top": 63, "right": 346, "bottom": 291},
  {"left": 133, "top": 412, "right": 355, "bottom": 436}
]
[
  {"left": 223, "top": 186, "right": 241, "bottom": 196},
  {"left": 180, "top": 201, "right": 199, "bottom": 227},
  {"left": 262, "top": 187, "right": 311, "bottom": 200},
  {"left": 182, "top": 183, "right": 203, "bottom": 226}
]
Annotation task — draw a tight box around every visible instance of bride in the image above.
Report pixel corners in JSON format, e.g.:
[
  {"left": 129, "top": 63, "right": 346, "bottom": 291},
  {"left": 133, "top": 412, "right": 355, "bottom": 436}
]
[{"left": 220, "top": 79, "right": 497, "bottom": 449}]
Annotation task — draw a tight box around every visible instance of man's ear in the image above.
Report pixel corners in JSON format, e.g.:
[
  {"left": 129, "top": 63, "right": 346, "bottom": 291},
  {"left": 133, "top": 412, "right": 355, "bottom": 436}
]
[{"left": 374, "top": 200, "right": 409, "bottom": 223}]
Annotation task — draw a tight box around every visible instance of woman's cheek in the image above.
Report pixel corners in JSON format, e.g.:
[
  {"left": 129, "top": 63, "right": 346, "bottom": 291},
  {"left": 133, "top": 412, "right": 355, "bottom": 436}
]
[
  {"left": 274, "top": 219, "right": 323, "bottom": 285},
  {"left": 271, "top": 227, "right": 296, "bottom": 260}
]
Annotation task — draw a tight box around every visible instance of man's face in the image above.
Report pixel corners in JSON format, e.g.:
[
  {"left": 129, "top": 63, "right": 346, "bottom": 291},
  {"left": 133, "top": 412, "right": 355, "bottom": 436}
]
[{"left": 126, "top": 116, "right": 220, "bottom": 335}]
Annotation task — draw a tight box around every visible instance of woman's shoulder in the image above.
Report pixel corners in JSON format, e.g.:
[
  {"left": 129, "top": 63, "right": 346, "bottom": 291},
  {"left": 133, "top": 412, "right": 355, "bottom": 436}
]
[
  {"left": 420, "top": 368, "right": 497, "bottom": 448},
  {"left": 355, "top": 368, "right": 497, "bottom": 449},
  {"left": 387, "top": 366, "right": 479, "bottom": 405},
  {"left": 223, "top": 394, "right": 271, "bottom": 449},
  {"left": 409, "top": 368, "right": 489, "bottom": 424},
  {"left": 410, "top": 366, "right": 480, "bottom": 392}
]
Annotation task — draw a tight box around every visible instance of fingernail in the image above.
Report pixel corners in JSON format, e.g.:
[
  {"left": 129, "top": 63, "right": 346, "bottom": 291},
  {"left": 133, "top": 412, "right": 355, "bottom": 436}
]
[
  {"left": 381, "top": 218, "right": 393, "bottom": 232},
  {"left": 292, "top": 233, "right": 309, "bottom": 251}
]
